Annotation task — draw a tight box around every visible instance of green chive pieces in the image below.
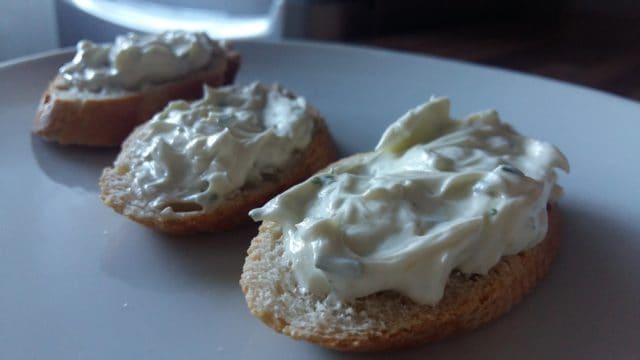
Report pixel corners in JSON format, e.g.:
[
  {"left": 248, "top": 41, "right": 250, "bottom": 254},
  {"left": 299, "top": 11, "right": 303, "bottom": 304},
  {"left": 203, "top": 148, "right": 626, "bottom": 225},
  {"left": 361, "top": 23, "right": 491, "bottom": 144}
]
[{"left": 311, "top": 174, "right": 336, "bottom": 186}]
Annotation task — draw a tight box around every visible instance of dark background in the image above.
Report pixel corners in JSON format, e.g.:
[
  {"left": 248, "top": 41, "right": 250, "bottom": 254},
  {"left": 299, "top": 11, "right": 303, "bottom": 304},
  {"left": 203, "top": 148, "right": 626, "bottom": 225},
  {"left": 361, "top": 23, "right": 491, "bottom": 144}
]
[
  {"left": 19, "top": 0, "right": 640, "bottom": 101},
  {"left": 287, "top": 0, "right": 640, "bottom": 101}
]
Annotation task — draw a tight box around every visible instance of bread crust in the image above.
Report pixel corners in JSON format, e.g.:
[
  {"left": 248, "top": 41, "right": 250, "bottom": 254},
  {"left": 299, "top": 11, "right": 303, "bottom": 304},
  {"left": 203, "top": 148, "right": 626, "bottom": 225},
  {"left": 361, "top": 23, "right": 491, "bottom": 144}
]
[
  {"left": 99, "top": 115, "right": 337, "bottom": 234},
  {"left": 32, "top": 48, "right": 240, "bottom": 146},
  {"left": 240, "top": 205, "right": 560, "bottom": 351}
]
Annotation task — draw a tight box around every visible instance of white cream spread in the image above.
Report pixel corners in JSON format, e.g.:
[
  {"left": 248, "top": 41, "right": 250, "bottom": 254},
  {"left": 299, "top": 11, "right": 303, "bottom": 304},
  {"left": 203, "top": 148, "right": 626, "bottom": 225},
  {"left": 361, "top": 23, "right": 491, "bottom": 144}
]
[
  {"left": 250, "top": 97, "right": 569, "bottom": 305},
  {"left": 127, "top": 82, "right": 315, "bottom": 214},
  {"left": 59, "top": 31, "right": 223, "bottom": 92}
]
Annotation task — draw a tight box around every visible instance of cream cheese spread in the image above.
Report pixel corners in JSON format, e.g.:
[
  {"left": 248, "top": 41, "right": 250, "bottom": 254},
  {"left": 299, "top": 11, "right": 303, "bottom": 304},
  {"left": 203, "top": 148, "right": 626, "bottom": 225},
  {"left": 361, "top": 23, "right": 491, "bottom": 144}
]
[
  {"left": 59, "top": 31, "right": 223, "bottom": 92},
  {"left": 127, "top": 82, "right": 315, "bottom": 214},
  {"left": 250, "top": 97, "right": 569, "bottom": 305}
]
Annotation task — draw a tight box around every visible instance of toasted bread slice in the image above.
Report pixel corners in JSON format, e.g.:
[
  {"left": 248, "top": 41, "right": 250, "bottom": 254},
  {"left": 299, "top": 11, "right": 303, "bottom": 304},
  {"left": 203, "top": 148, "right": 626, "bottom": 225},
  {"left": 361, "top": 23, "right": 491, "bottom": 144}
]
[
  {"left": 33, "top": 45, "right": 240, "bottom": 146},
  {"left": 99, "top": 86, "right": 337, "bottom": 234},
  {"left": 240, "top": 205, "right": 559, "bottom": 351}
]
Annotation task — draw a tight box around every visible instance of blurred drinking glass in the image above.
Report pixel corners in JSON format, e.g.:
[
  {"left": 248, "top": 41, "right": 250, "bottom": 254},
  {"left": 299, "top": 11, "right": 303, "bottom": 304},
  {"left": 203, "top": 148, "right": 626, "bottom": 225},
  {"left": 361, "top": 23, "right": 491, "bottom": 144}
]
[{"left": 65, "top": 0, "right": 284, "bottom": 39}]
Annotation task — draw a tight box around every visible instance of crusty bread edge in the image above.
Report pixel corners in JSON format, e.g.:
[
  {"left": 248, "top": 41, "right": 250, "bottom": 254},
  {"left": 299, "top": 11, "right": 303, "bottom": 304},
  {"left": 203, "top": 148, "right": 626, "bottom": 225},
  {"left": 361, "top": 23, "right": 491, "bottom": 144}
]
[
  {"left": 99, "top": 115, "right": 337, "bottom": 234},
  {"left": 240, "top": 205, "right": 560, "bottom": 351},
  {"left": 32, "top": 48, "right": 241, "bottom": 146}
]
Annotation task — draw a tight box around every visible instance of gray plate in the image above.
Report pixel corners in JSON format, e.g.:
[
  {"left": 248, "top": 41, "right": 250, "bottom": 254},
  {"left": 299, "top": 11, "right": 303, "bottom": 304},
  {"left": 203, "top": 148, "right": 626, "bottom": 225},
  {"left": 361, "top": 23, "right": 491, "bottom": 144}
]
[{"left": 1, "top": 40, "right": 639, "bottom": 359}]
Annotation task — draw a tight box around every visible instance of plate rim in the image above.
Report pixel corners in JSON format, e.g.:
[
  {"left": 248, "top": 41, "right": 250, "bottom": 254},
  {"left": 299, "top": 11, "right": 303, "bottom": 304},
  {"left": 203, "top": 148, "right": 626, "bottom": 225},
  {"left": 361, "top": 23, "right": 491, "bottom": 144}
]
[{"left": 2, "top": 38, "right": 639, "bottom": 109}]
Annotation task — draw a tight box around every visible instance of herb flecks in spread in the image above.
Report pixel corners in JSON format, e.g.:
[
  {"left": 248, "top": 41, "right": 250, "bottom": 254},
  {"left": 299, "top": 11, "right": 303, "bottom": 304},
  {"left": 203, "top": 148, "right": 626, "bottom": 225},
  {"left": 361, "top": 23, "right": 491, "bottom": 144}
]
[
  {"left": 59, "top": 31, "right": 224, "bottom": 92},
  {"left": 250, "top": 97, "right": 569, "bottom": 305},
  {"left": 128, "top": 82, "right": 315, "bottom": 214}
]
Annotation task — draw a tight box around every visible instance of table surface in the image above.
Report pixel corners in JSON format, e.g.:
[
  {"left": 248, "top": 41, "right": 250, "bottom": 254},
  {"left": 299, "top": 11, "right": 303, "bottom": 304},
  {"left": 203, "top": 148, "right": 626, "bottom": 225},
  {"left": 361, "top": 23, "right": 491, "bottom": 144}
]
[{"left": 360, "top": 14, "right": 640, "bottom": 102}]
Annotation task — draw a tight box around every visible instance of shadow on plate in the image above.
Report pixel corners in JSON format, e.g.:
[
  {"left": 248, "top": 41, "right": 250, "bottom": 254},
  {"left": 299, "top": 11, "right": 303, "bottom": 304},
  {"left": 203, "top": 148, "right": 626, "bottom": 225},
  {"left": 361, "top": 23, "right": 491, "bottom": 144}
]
[
  {"left": 101, "top": 222, "right": 258, "bottom": 294},
  {"left": 30, "top": 135, "right": 119, "bottom": 193}
]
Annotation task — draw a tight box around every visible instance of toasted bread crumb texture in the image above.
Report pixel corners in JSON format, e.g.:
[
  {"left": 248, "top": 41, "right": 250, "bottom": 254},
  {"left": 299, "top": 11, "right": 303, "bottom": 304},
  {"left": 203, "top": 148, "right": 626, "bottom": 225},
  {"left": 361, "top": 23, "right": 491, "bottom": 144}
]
[
  {"left": 32, "top": 49, "right": 240, "bottom": 146},
  {"left": 240, "top": 206, "right": 560, "bottom": 351},
  {"left": 99, "top": 116, "right": 336, "bottom": 234}
]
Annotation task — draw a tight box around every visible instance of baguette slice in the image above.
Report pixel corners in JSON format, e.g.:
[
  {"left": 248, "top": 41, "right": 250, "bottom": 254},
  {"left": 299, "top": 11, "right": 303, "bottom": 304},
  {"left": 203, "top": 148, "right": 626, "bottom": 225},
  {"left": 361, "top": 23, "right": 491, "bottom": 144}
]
[
  {"left": 33, "top": 45, "right": 240, "bottom": 146},
  {"left": 99, "top": 94, "right": 337, "bottom": 235},
  {"left": 240, "top": 197, "right": 560, "bottom": 352}
]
